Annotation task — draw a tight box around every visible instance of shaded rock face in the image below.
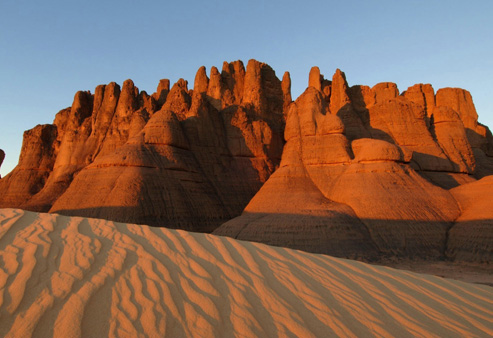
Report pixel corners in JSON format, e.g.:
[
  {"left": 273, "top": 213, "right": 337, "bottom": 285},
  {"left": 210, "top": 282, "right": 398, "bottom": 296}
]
[
  {"left": 0, "top": 125, "right": 57, "bottom": 207},
  {"left": 214, "top": 85, "right": 462, "bottom": 260},
  {"left": 0, "top": 60, "right": 288, "bottom": 232},
  {"left": 310, "top": 69, "right": 493, "bottom": 186},
  {"left": 214, "top": 68, "right": 492, "bottom": 262},
  {"left": 216, "top": 88, "right": 379, "bottom": 259}
]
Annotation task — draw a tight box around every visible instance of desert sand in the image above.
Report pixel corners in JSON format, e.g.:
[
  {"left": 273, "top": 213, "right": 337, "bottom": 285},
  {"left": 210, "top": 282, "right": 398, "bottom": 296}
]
[{"left": 0, "top": 208, "right": 492, "bottom": 337}]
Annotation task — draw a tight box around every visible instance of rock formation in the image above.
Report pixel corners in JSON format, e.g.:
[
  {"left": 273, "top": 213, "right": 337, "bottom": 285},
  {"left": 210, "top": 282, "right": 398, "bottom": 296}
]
[
  {"left": 214, "top": 89, "right": 379, "bottom": 259},
  {"left": 1, "top": 60, "right": 492, "bottom": 263},
  {"left": 214, "top": 66, "right": 493, "bottom": 262},
  {"left": 0, "top": 60, "right": 288, "bottom": 231},
  {"left": 214, "top": 84, "right": 462, "bottom": 259}
]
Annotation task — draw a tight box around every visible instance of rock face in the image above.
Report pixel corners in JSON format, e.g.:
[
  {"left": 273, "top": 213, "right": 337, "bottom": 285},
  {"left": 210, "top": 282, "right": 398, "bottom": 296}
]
[
  {"left": 214, "top": 66, "right": 493, "bottom": 262},
  {"left": 1, "top": 61, "right": 492, "bottom": 263},
  {"left": 214, "top": 84, "right": 462, "bottom": 259},
  {"left": 0, "top": 125, "right": 57, "bottom": 207},
  {"left": 216, "top": 88, "right": 379, "bottom": 259},
  {"left": 0, "top": 60, "right": 288, "bottom": 231}
]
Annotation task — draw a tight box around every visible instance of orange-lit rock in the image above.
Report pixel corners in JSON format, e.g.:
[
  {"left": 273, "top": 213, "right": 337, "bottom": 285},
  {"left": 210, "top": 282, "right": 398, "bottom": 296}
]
[
  {"left": 402, "top": 83, "right": 435, "bottom": 118},
  {"left": 1, "top": 61, "right": 493, "bottom": 263},
  {"left": 0, "top": 124, "right": 57, "bottom": 208},
  {"left": 436, "top": 88, "right": 478, "bottom": 131},
  {"left": 214, "top": 85, "right": 461, "bottom": 259},
  {"left": 215, "top": 66, "right": 492, "bottom": 262},
  {"left": 351, "top": 138, "right": 405, "bottom": 163},
  {"left": 151, "top": 78, "right": 170, "bottom": 107},
  {"left": 328, "top": 69, "right": 369, "bottom": 140},
  {"left": 431, "top": 105, "right": 475, "bottom": 173},
  {"left": 364, "top": 96, "right": 456, "bottom": 172},
  {"left": 281, "top": 71, "right": 292, "bottom": 112},
  {"left": 308, "top": 66, "right": 322, "bottom": 91},
  {"left": 1, "top": 60, "right": 287, "bottom": 231}
]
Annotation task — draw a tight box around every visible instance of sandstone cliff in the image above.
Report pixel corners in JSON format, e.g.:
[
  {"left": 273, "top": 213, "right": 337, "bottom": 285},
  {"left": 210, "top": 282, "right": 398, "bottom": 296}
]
[
  {"left": 0, "top": 60, "right": 288, "bottom": 231},
  {"left": 1, "top": 61, "right": 492, "bottom": 262},
  {"left": 213, "top": 66, "right": 493, "bottom": 262}
]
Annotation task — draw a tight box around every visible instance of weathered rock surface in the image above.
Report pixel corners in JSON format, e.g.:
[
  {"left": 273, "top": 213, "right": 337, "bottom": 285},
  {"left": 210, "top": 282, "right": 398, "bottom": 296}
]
[
  {"left": 214, "top": 85, "right": 461, "bottom": 259},
  {"left": 351, "top": 138, "right": 407, "bottom": 162},
  {"left": 402, "top": 83, "right": 436, "bottom": 117},
  {"left": 216, "top": 94, "right": 378, "bottom": 258},
  {"left": 431, "top": 105, "right": 475, "bottom": 173},
  {"left": 0, "top": 125, "right": 57, "bottom": 208},
  {"left": 0, "top": 60, "right": 287, "bottom": 231}
]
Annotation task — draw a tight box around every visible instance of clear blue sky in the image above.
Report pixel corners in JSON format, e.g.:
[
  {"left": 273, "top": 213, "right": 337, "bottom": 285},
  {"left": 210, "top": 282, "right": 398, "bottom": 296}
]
[{"left": 1, "top": 0, "right": 492, "bottom": 176}]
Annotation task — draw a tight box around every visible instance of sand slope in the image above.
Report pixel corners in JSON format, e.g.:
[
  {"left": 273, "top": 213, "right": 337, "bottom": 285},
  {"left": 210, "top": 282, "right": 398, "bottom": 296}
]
[{"left": 0, "top": 209, "right": 492, "bottom": 337}]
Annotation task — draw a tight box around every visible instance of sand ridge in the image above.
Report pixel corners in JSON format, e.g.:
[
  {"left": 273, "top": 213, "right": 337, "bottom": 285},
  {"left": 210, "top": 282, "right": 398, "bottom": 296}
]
[{"left": 0, "top": 208, "right": 492, "bottom": 337}]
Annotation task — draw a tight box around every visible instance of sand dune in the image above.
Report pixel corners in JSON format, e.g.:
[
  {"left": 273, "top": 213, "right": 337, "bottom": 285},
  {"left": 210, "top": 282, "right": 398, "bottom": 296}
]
[{"left": 0, "top": 209, "right": 492, "bottom": 337}]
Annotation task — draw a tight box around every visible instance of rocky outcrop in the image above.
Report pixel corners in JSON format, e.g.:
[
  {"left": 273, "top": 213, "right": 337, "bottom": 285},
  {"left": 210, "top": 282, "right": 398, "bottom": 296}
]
[
  {"left": 1, "top": 60, "right": 492, "bottom": 263},
  {"left": 0, "top": 125, "right": 57, "bottom": 208},
  {"left": 430, "top": 106, "right": 475, "bottom": 173},
  {"left": 402, "top": 83, "right": 435, "bottom": 117},
  {"left": 435, "top": 88, "right": 493, "bottom": 178},
  {"left": 215, "top": 67, "right": 492, "bottom": 262},
  {"left": 215, "top": 88, "right": 378, "bottom": 259},
  {"left": 0, "top": 60, "right": 287, "bottom": 231},
  {"left": 214, "top": 85, "right": 461, "bottom": 259}
]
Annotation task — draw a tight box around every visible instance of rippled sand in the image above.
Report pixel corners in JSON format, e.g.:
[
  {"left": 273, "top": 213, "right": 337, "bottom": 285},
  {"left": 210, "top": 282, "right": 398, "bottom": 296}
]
[{"left": 0, "top": 209, "right": 492, "bottom": 337}]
